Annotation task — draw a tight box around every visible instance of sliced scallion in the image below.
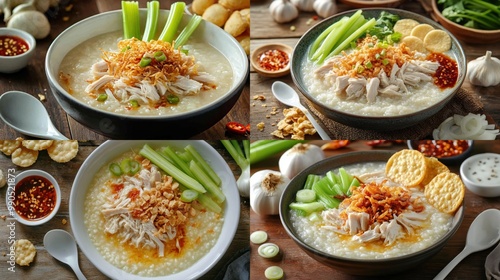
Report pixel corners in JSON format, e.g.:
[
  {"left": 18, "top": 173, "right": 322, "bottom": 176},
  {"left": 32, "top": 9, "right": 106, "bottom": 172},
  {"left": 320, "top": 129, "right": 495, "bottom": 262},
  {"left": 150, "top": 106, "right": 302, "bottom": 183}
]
[
  {"left": 166, "top": 94, "right": 179, "bottom": 104},
  {"left": 140, "top": 56, "right": 152, "bottom": 67},
  {"left": 180, "top": 189, "right": 199, "bottom": 202},
  {"left": 295, "top": 189, "right": 316, "bottom": 203},
  {"left": 258, "top": 243, "right": 280, "bottom": 259},
  {"left": 265, "top": 266, "right": 284, "bottom": 280},
  {"left": 250, "top": 230, "right": 268, "bottom": 245},
  {"left": 97, "top": 93, "right": 107, "bottom": 102},
  {"left": 154, "top": 51, "right": 166, "bottom": 62},
  {"left": 109, "top": 163, "right": 122, "bottom": 176}
]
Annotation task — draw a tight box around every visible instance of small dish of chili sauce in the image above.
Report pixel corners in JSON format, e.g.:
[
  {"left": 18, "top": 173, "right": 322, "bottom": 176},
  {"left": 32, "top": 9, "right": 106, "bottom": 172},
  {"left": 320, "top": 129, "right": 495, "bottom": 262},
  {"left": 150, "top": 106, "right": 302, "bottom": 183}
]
[
  {"left": 251, "top": 43, "right": 293, "bottom": 78},
  {"left": 407, "top": 140, "right": 473, "bottom": 165},
  {"left": 0, "top": 35, "right": 30, "bottom": 56},
  {"left": 9, "top": 170, "right": 61, "bottom": 226}
]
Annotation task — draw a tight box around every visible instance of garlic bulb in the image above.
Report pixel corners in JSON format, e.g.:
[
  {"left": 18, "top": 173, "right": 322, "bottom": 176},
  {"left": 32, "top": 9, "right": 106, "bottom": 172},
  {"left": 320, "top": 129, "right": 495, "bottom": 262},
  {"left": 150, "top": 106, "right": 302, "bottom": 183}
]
[
  {"left": 269, "top": 0, "right": 299, "bottom": 24},
  {"left": 250, "top": 170, "right": 290, "bottom": 216},
  {"left": 467, "top": 51, "right": 500, "bottom": 87},
  {"left": 279, "top": 143, "right": 325, "bottom": 179},
  {"left": 313, "top": 0, "right": 336, "bottom": 18},
  {"left": 291, "top": 0, "right": 315, "bottom": 12}
]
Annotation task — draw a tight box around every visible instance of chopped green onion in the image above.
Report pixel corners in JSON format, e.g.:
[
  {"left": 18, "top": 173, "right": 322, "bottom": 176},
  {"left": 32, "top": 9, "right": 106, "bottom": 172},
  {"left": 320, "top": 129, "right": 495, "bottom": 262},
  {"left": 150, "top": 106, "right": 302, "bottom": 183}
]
[
  {"left": 265, "top": 266, "right": 284, "bottom": 280},
  {"left": 382, "top": 58, "right": 389, "bottom": 65},
  {"left": 129, "top": 99, "right": 140, "bottom": 108},
  {"left": 122, "top": 1, "right": 141, "bottom": 39},
  {"left": 166, "top": 94, "right": 179, "bottom": 104},
  {"left": 142, "top": 0, "right": 159, "bottom": 41},
  {"left": 158, "top": 2, "right": 186, "bottom": 42},
  {"left": 174, "top": 14, "right": 203, "bottom": 48},
  {"left": 258, "top": 243, "right": 280, "bottom": 259},
  {"left": 154, "top": 51, "right": 166, "bottom": 62},
  {"left": 250, "top": 230, "right": 268, "bottom": 244},
  {"left": 129, "top": 159, "right": 140, "bottom": 175},
  {"left": 120, "top": 158, "right": 132, "bottom": 174},
  {"left": 295, "top": 189, "right": 316, "bottom": 203},
  {"left": 180, "top": 189, "right": 199, "bottom": 202},
  {"left": 97, "top": 93, "right": 107, "bottom": 102},
  {"left": 140, "top": 56, "right": 152, "bottom": 67},
  {"left": 109, "top": 163, "right": 122, "bottom": 176},
  {"left": 121, "top": 46, "right": 130, "bottom": 52},
  {"left": 365, "top": 61, "right": 373, "bottom": 69}
]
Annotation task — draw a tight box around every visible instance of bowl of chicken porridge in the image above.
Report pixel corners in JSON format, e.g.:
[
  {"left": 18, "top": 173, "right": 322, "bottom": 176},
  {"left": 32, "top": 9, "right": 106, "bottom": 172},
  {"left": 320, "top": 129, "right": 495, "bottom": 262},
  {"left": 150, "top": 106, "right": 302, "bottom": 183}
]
[
  {"left": 45, "top": 7, "right": 248, "bottom": 139},
  {"left": 290, "top": 8, "right": 466, "bottom": 131},
  {"left": 280, "top": 150, "right": 464, "bottom": 275},
  {"left": 69, "top": 140, "right": 240, "bottom": 279}
]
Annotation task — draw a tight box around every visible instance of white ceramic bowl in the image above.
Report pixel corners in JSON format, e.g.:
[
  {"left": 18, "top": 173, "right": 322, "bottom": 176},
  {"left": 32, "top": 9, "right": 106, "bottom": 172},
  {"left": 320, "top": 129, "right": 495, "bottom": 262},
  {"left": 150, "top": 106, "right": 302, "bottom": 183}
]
[
  {"left": 69, "top": 140, "right": 240, "bottom": 279},
  {"left": 8, "top": 169, "right": 61, "bottom": 226},
  {"left": 0, "top": 27, "right": 36, "bottom": 73},
  {"left": 460, "top": 153, "right": 500, "bottom": 197}
]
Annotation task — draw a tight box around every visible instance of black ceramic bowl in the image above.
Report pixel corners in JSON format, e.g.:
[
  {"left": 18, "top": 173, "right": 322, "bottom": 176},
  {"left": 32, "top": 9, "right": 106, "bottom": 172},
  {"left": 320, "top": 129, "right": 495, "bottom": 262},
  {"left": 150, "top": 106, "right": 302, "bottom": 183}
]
[
  {"left": 407, "top": 140, "right": 474, "bottom": 165},
  {"left": 45, "top": 10, "right": 248, "bottom": 139},
  {"left": 279, "top": 150, "right": 464, "bottom": 275},
  {"left": 291, "top": 8, "right": 466, "bottom": 131}
]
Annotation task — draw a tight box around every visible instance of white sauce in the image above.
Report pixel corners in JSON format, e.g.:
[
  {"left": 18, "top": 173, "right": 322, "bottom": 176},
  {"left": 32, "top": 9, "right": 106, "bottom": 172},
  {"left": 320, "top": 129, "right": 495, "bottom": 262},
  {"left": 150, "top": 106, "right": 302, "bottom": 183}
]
[{"left": 463, "top": 154, "right": 500, "bottom": 186}]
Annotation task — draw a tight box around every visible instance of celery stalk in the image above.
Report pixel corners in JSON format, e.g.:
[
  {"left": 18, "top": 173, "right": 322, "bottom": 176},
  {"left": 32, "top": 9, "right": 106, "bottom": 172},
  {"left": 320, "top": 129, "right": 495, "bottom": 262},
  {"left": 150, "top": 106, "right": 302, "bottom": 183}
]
[
  {"left": 160, "top": 146, "right": 195, "bottom": 178},
  {"left": 311, "top": 17, "right": 350, "bottom": 62},
  {"left": 308, "top": 19, "right": 345, "bottom": 59},
  {"left": 290, "top": 202, "right": 324, "bottom": 217},
  {"left": 142, "top": 0, "right": 159, "bottom": 41},
  {"left": 158, "top": 2, "right": 186, "bottom": 42},
  {"left": 122, "top": 1, "right": 141, "bottom": 39},
  {"left": 189, "top": 160, "right": 225, "bottom": 203},
  {"left": 329, "top": 18, "right": 377, "bottom": 57},
  {"left": 249, "top": 140, "right": 304, "bottom": 165},
  {"left": 185, "top": 144, "right": 221, "bottom": 186},
  {"left": 174, "top": 14, "right": 202, "bottom": 48},
  {"left": 197, "top": 193, "right": 222, "bottom": 213}
]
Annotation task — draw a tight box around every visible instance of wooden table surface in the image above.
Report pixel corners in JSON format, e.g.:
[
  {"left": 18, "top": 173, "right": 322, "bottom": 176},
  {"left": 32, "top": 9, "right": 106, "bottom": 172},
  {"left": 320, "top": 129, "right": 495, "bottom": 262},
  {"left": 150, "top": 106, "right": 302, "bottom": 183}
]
[
  {"left": 250, "top": 0, "right": 500, "bottom": 140},
  {"left": 0, "top": 0, "right": 249, "bottom": 140},
  {"left": 0, "top": 140, "right": 249, "bottom": 279},
  {"left": 250, "top": 140, "right": 500, "bottom": 280}
]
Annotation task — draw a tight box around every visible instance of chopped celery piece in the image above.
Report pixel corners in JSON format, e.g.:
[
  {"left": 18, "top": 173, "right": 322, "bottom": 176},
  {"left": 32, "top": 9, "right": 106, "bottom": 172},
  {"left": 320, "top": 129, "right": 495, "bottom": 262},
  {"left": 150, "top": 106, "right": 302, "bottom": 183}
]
[
  {"left": 290, "top": 202, "right": 324, "bottom": 216},
  {"left": 308, "top": 211, "right": 322, "bottom": 222},
  {"left": 312, "top": 181, "right": 340, "bottom": 209},
  {"left": 296, "top": 189, "right": 316, "bottom": 203},
  {"left": 347, "top": 177, "right": 360, "bottom": 196},
  {"left": 197, "top": 193, "right": 221, "bottom": 213},
  {"left": 180, "top": 189, "right": 199, "bottom": 202},
  {"left": 189, "top": 160, "right": 225, "bottom": 203},
  {"left": 158, "top": 2, "right": 185, "bottom": 42},
  {"left": 122, "top": 1, "right": 141, "bottom": 39},
  {"left": 174, "top": 14, "right": 202, "bottom": 48},
  {"left": 339, "top": 167, "right": 354, "bottom": 194},
  {"left": 142, "top": 0, "right": 159, "bottom": 41},
  {"left": 185, "top": 144, "right": 221, "bottom": 186},
  {"left": 139, "top": 144, "right": 206, "bottom": 194},
  {"left": 304, "top": 174, "right": 320, "bottom": 190},
  {"left": 313, "top": 177, "right": 335, "bottom": 196}
]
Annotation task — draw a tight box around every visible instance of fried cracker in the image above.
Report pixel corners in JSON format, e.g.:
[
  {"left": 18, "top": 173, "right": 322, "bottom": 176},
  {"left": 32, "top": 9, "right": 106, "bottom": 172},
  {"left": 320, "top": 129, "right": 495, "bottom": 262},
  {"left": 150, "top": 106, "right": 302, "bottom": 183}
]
[
  {"left": 424, "top": 172, "right": 464, "bottom": 214},
  {"left": 47, "top": 140, "right": 79, "bottom": 163}
]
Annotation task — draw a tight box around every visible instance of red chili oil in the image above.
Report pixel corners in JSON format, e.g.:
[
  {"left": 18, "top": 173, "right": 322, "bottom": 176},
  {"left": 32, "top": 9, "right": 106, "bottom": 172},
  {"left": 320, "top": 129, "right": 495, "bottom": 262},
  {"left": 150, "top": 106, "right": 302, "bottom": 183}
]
[
  {"left": 416, "top": 140, "right": 469, "bottom": 158},
  {"left": 0, "top": 35, "right": 29, "bottom": 56},
  {"left": 14, "top": 175, "right": 57, "bottom": 220},
  {"left": 258, "top": 49, "right": 289, "bottom": 71},
  {"left": 427, "top": 53, "right": 458, "bottom": 89}
]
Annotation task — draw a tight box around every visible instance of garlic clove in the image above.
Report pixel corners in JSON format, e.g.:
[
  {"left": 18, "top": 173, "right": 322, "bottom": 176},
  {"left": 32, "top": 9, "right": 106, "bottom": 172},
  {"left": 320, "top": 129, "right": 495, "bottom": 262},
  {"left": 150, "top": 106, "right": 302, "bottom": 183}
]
[{"left": 467, "top": 51, "right": 500, "bottom": 87}]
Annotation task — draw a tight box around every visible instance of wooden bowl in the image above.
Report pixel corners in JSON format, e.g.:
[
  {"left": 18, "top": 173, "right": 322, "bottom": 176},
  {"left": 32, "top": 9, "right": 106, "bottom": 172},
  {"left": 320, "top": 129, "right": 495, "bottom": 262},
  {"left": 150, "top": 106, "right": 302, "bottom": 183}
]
[
  {"left": 251, "top": 43, "right": 292, "bottom": 78},
  {"left": 431, "top": 0, "right": 500, "bottom": 44},
  {"left": 339, "top": 0, "right": 403, "bottom": 8}
]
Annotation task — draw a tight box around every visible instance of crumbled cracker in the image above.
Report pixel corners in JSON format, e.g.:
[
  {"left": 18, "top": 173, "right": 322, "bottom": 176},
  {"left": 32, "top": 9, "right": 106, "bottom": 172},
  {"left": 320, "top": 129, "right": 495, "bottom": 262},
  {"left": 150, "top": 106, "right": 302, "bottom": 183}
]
[
  {"left": 14, "top": 239, "right": 36, "bottom": 266},
  {"left": 62, "top": 218, "right": 67, "bottom": 225},
  {"left": 38, "top": 94, "right": 46, "bottom": 101},
  {"left": 257, "top": 122, "right": 265, "bottom": 131},
  {"left": 290, "top": 25, "right": 296, "bottom": 31},
  {"left": 253, "top": 95, "right": 266, "bottom": 101},
  {"left": 271, "top": 107, "right": 316, "bottom": 140},
  {"left": 1, "top": 215, "right": 6, "bottom": 220}
]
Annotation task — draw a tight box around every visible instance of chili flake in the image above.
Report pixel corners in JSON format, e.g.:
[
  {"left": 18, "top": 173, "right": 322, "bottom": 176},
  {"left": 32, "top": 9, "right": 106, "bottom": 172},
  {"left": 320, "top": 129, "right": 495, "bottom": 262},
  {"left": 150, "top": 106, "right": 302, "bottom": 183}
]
[
  {"left": 258, "top": 49, "right": 289, "bottom": 72},
  {"left": 0, "top": 35, "right": 29, "bottom": 56},
  {"left": 427, "top": 52, "right": 458, "bottom": 90},
  {"left": 14, "top": 175, "right": 57, "bottom": 220},
  {"left": 416, "top": 140, "right": 469, "bottom": 158}
]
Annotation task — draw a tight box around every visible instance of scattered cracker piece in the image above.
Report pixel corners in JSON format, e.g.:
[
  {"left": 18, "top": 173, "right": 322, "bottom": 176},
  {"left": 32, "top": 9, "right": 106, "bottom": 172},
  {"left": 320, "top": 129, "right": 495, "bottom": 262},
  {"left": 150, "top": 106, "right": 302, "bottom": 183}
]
[
  {"left": 424, "top": 30, "right": 451, "bottom": 53},
  {"left": 257, "top": 122, "right": 265, "bottom": 131},
  {"left": 47, "top": 140, "right": 79, "bottom": 163},
  {"left": 0, "top": 139, "right": 22, "bottom": 156},
  {"left": 22, "top": 140, "right": 54, "bottom": 151},
  {"left": 11, "top": 147, "right": 38, "bottom": 167},
  {"left": 38, "top": 94, "right": 46, "bottom": 101},
  {"left": 425, "top": 172, "right": 464, "bottom": 214},
  {"left": 62, "top": 218, "right": 67, "bottom": 225},
  {"left": 1, "top": 215, "right": 6, "bottom": 220},
  {"left": 394, "top": 19, "right": 419, "bottom": 38},
  {"left": 253, "top": 95, "right": 266, "bottom": 101},
  {"left": 14, "top": 239, "right": 36, "bottom": 266},
  {"left": 271, "top": 107, "right": 316, "bottom": 140},
  {"left": 386, "top": 149, "right": 427, "bottom": 187}
]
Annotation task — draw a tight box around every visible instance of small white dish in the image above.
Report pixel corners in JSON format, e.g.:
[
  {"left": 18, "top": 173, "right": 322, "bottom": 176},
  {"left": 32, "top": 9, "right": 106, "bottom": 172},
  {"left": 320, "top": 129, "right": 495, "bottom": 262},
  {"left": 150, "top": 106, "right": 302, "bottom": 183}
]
[
  {"left": 0, "top": 27, "right": 36, "bottom": 73},
  {"left": 460, "top": 153, "right": 500, "bottom": 197},
  {"left": 8, "top": 169, "right": 61, "bottom": 226}
]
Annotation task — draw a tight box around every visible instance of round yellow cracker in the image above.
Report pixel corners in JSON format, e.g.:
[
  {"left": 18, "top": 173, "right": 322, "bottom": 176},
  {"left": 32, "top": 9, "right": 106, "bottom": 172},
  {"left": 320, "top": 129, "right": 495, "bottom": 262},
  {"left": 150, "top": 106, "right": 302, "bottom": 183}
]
[
  {"left": 424, "top": 29, "right": 451, "bottom": 53},
  {"left": 393, "top": 19, "right": 419, "bottom": 38},
  {"left": 14, "top": 239, "right": 36, "bottom": 266},
  {"left": 402, "top": 36, "right": 426, "bottom": 53},
  {"left": 410, "top": 23, "right": 434, "bottom": 41},
  {"left": 47, "top": 140, "right": 79, "bottom": 163},
  {"left": 420, "top": 157, "right": 450, "bottom": 187},
  {"left": 386, "top": 149, "right": 427, "bottom": 187},
  {"left": 424, "top": 172, "right": 464, "bottom": 214},
  {"left": 11, "top": 147, "right": 38, "bottom": 167},
  {"left": 22, "top": 140, "right": 54, "bottom": 151},
  {"left": 0, "top": 139, "right": 22, "bottom": 156}
]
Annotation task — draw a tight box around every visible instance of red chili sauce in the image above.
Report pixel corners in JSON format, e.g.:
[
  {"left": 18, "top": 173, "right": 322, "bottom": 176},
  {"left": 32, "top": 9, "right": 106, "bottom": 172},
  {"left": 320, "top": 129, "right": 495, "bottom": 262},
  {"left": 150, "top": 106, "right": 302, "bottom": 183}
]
[
  {"left": 416, "top": 140, "right": 469, "bottom": 158},
  {"left": 0, "top": 35, "right": 29, "bottom": 56},
  {"left": 258, "top": 49, "right": 289, "bottom": 71},
  {"left": 14, "top": 175, "right": 57, "bottom": 220},
  {"left": 427, "top": 52, "right": 458, "bottom": 90}
]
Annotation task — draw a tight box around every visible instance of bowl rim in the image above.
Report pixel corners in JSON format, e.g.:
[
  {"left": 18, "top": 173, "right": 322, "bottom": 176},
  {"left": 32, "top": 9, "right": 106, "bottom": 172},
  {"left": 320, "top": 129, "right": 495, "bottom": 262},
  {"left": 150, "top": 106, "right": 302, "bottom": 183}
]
[
  {"left": 460, "top": 152, "right": 500, "bottom": 188},
  {"left": 8, "top": 169, "right": 61, "bottom": 226},
  {"left": 280, "top": 150, "right": 464, "bottom": 264},
  {"left": 69, "top": 140, "right": 240, "bottom": 280},
  {"left": 45, "top": 9, "right": 248, "bottom": 120},
  {"left": 251, "top": 43, "right": 292, "bottom": 77},
  {"left": 339, "top": 0, "right": 403, "bottom": 7},
  {"left": 290, "top": 8, "right": 466, "bottom": 123}
]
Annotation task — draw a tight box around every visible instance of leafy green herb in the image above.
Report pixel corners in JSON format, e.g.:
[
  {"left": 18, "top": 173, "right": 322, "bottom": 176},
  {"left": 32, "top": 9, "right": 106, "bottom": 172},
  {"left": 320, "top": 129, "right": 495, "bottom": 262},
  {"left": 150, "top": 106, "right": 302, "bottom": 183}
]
[{"left": 438, "top": 0, "right": 500, "bottom": 30}]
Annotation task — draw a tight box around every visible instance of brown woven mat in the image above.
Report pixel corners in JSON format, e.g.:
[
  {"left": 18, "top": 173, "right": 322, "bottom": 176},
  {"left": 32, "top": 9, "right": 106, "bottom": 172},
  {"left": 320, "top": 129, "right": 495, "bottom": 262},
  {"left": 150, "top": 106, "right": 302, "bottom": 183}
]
[{"left": 308, "top": 88, "right": 485, "bottom": 140}]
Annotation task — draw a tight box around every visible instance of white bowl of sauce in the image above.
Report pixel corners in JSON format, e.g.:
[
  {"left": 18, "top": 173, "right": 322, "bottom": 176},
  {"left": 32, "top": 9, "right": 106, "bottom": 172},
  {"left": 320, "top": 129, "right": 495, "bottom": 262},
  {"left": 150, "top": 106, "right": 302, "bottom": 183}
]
[
  {"left": 460, "top": 153, "right": 500, "bottom": 197},
  {"left": 8, "top": 169, "right": 61, "bottom": 226},
  {"left": 0, "top": 27, "right": 36, "bottom": 73}
]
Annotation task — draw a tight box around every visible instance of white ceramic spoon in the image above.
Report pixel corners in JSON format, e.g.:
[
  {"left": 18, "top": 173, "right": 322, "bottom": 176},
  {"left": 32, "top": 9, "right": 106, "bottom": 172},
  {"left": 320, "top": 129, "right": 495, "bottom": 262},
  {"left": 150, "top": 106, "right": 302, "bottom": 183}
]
[
  {"left": 44, "top": 229, "right": 86, "bottom": 280},
  {"left": 0, "top": 91, "right": 68, "bottom": 140},
  {"left": 272, "top": 81, "right": 331, "bottom": 140},
  {"left": 434, "top": 209, "right": 500, "bottom": 280}
]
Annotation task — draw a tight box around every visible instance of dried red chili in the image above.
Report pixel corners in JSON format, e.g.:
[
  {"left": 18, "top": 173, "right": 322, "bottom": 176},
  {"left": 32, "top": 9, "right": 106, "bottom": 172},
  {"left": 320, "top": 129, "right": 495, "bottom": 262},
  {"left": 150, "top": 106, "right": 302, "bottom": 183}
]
[
  {"left": 226, "top": 121, "right": 248, "bottom": 135},
  {"left": 416, "top": 140, "right": 469, "bottom": 158},
  {"left": 321, "top": 140, "right": 350, "bottom": 150},
  {"left": 258, "top": 49, "right": 289, "bottom": 71},
  {"left": 14, "top": 175, "right": 57, "bottom": 220},
  {"left": 427, "top": 52, "right": 458, "bottom": 90},
  {"left": 0, "top": 35, "right": 29, "bottom": 56}
]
